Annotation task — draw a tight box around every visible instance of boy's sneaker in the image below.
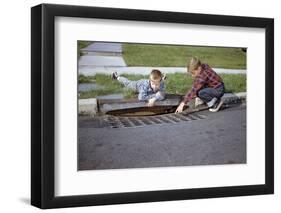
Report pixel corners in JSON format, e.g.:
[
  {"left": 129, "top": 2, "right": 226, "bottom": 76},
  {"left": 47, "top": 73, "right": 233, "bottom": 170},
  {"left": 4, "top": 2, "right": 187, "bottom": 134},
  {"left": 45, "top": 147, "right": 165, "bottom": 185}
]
[
  {"left": 111, "top": 72, "right": 119, "bottom": 80},
  {"left": 209, "top": 99, "right": 224, "bottom": 112},
  {"left": 162, "top": 73, "right": 167, "bottom": 81}
]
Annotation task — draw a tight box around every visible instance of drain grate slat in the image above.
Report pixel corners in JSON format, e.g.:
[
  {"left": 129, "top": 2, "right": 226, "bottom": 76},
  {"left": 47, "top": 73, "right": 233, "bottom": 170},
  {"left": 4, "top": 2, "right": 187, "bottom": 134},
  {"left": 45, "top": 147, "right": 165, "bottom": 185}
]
[
  {"left": 187, "top": 114, "right": 203, "bottom": 120},
  {"left": 105, "top": 113, "right": 207, "bottom": 128},
  {"left": 148, "top": 116, "right": 164, "bottom": 124},
  {"left": 138, "top": 117, "right": 154, "bottom": 125},
  {"left": 165, "top": 114, "right": 182, "bottom": 123},
  {"left": 195, "top": 114, "right": 207, "bottom": 119},
  {"left": 120, "top": 117, "right": 135, "bottom": 127},
  {"left": 132, "top": 117, "right": 147, "bottom": 126},
  {"left": 127, "top": 117, "right": 143, "bottom": 126},
  {"left": 156, "top": 116, "right": 174, "bottom": 124},
  {"left": 174, "top": 114, "right": 192, "bottom": 121}
]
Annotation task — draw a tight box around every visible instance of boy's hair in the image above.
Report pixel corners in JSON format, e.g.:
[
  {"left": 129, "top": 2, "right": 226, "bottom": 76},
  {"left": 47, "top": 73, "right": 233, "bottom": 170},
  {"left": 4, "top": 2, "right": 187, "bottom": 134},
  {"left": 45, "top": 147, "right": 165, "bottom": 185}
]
[
  {"left": 188, "top": 57, "right": 201, "bottom": 75},
  {"left": 150, "top": 69, "right": 162, "bottom": 81}
]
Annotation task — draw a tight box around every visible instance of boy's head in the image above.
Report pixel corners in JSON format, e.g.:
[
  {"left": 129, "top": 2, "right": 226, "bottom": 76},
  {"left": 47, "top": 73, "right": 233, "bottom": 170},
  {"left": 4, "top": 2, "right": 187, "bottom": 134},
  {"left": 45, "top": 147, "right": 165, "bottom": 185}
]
[
  {"left": 149, "top": 69, "right": 162, "bottom": 91},
  {"left": 188, "top": 57, "right": 202, "bottom": 77}
]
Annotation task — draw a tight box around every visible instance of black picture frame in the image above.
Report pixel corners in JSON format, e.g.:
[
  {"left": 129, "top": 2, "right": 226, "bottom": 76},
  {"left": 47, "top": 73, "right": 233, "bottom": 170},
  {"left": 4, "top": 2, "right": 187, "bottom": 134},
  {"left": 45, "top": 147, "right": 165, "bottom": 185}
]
[{"left": 31, "top": 3, "right": 274, "bottom": 209}]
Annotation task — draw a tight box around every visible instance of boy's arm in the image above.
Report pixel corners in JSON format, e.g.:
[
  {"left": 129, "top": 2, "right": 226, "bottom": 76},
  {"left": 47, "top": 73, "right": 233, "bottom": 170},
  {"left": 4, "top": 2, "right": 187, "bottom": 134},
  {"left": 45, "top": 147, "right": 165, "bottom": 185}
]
[
  {"left": 138, "top": 81, "right": 166, "bottom": 101},
  {"left": 138, "top": 86, "right": 156, "bottom": 101},
  {"left": 182, "top": 77, "right": 205, "bottom": 104},
  {"left": 154, "top": 81, "right": 165, "bottom": 101}
]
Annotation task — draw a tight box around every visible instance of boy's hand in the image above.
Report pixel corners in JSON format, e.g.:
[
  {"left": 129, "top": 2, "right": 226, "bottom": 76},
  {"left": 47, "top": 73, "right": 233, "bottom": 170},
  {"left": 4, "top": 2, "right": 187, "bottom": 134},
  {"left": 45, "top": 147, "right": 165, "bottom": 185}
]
[
  {"left": 175, "top": 102, "right": 185, "bottom": 113},
  {"left": 147, "top": 98, "right": 156, "bottom": 107}
]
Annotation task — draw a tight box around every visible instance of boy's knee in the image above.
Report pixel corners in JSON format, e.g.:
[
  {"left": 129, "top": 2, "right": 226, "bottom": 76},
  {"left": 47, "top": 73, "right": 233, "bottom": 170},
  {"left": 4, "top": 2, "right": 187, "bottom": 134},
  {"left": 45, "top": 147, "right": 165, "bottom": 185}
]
[{"left": 197, "top": 89, "right": 206, "bottom": 98}]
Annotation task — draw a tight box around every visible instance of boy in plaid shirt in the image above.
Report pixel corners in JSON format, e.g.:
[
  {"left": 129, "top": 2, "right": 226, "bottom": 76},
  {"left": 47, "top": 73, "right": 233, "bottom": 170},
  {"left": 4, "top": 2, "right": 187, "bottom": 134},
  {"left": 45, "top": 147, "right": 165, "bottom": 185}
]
[
  {"left": 112, "top": 69, "right": 165, "bottom": 107},
  {"left": 176, "top": 57, "right": 225, "bottom": 113}
]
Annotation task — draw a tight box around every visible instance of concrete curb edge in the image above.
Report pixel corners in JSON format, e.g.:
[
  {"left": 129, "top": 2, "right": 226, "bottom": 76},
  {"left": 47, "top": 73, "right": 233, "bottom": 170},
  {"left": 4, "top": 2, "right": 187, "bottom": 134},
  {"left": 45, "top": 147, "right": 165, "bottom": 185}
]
[{"left": 79, "top": 92, "right": 247, "bottom": 116}]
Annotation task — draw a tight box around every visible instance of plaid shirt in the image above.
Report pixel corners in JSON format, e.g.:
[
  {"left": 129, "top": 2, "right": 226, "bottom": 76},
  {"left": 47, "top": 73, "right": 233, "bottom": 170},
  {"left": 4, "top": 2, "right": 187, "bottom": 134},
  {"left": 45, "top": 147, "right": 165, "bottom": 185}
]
[{"left": 182, "top": 64, "right": 223, "bottom": 104}]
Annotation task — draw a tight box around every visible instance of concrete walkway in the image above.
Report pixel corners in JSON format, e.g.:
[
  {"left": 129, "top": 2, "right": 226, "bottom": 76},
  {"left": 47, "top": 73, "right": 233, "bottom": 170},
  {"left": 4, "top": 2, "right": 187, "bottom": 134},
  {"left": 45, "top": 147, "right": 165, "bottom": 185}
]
[
  {"left": 79, "top": 56, "right": 126, "bottom": 67},
  {"left": 79, "top": 42, "right": 126, "bottom": 67},
  {"left": 79, "top": 42, "right": 246, "bottom": 75},
  {"left": 81, "top": 42, "right": 123, "bottom": 53}
]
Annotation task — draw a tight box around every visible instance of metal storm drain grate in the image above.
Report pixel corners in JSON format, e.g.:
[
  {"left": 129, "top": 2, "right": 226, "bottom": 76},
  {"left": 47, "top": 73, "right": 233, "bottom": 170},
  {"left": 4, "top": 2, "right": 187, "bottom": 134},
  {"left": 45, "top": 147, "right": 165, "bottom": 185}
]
[{"left": 104, "top": 113, "right": 207, "bottom": 128}]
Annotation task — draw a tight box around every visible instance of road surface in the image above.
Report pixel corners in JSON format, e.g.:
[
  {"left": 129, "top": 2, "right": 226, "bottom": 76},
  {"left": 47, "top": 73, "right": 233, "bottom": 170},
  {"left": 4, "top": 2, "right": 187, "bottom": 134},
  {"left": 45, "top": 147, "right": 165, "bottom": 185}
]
[{"left": 78, "top": 104, "right": 246, "bottom": 170}]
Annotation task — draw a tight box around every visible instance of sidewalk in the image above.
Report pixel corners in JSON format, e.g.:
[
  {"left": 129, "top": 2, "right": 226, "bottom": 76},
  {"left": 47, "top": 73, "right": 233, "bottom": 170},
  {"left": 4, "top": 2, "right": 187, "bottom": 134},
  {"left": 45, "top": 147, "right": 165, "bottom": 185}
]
[
  {"left": 79, "top": 42, "right": 246, "bottom": 76},
  {"left": 79, "top": 42, "right": 126, "bottom": 67}
]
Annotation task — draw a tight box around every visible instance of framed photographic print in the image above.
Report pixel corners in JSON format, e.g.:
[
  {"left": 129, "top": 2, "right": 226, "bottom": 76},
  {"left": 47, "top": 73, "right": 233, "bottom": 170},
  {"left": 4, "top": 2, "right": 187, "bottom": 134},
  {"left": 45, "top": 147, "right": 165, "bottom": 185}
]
[{"left": 31, "top": 3, "right": 274, "bottom": 209}]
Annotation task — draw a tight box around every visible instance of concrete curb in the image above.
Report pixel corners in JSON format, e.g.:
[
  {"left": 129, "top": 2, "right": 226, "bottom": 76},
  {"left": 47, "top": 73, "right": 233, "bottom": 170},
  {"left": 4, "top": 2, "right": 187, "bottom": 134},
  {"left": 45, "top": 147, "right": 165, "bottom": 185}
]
[
  {"left": 78, "top": 92, "right": 246, "bottom": 116},
  {"left": 221, "top": 92, "right": 246, "bottom": 104},
  {"left": 98, "top": 95, "right": 182, "bottom": 114},
  {"left": 79, "top": 98, "right": 97, "bottom": 116}
]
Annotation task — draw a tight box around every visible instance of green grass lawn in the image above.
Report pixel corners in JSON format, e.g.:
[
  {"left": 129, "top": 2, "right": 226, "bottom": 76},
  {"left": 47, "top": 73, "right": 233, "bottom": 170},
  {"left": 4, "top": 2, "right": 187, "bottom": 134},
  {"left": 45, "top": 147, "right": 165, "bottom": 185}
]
[
  {"left": 123, "top": 44, "right": 246, "bottom": 69},
  {"left": 79, "top": 73, "right": 246, "bottom": 99}
]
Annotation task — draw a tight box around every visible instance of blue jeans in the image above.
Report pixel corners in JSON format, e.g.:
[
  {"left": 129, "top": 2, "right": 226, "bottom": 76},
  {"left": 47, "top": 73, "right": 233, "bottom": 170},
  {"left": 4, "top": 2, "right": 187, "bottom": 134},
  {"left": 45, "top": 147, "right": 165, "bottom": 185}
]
[
  {"left": 117, "top": 76, "right": 138, "bottom": 90},
  {"left": 197, "top": 83, "right": 225, "bottom": 103}
]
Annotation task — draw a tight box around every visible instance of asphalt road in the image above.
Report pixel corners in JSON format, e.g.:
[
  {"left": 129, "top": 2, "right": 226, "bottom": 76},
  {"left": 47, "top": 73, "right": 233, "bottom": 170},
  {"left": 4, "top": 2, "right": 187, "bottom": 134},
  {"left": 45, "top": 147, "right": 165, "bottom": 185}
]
[{"left": 78, "top": 104, "right": 246, "bottom": 170}]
